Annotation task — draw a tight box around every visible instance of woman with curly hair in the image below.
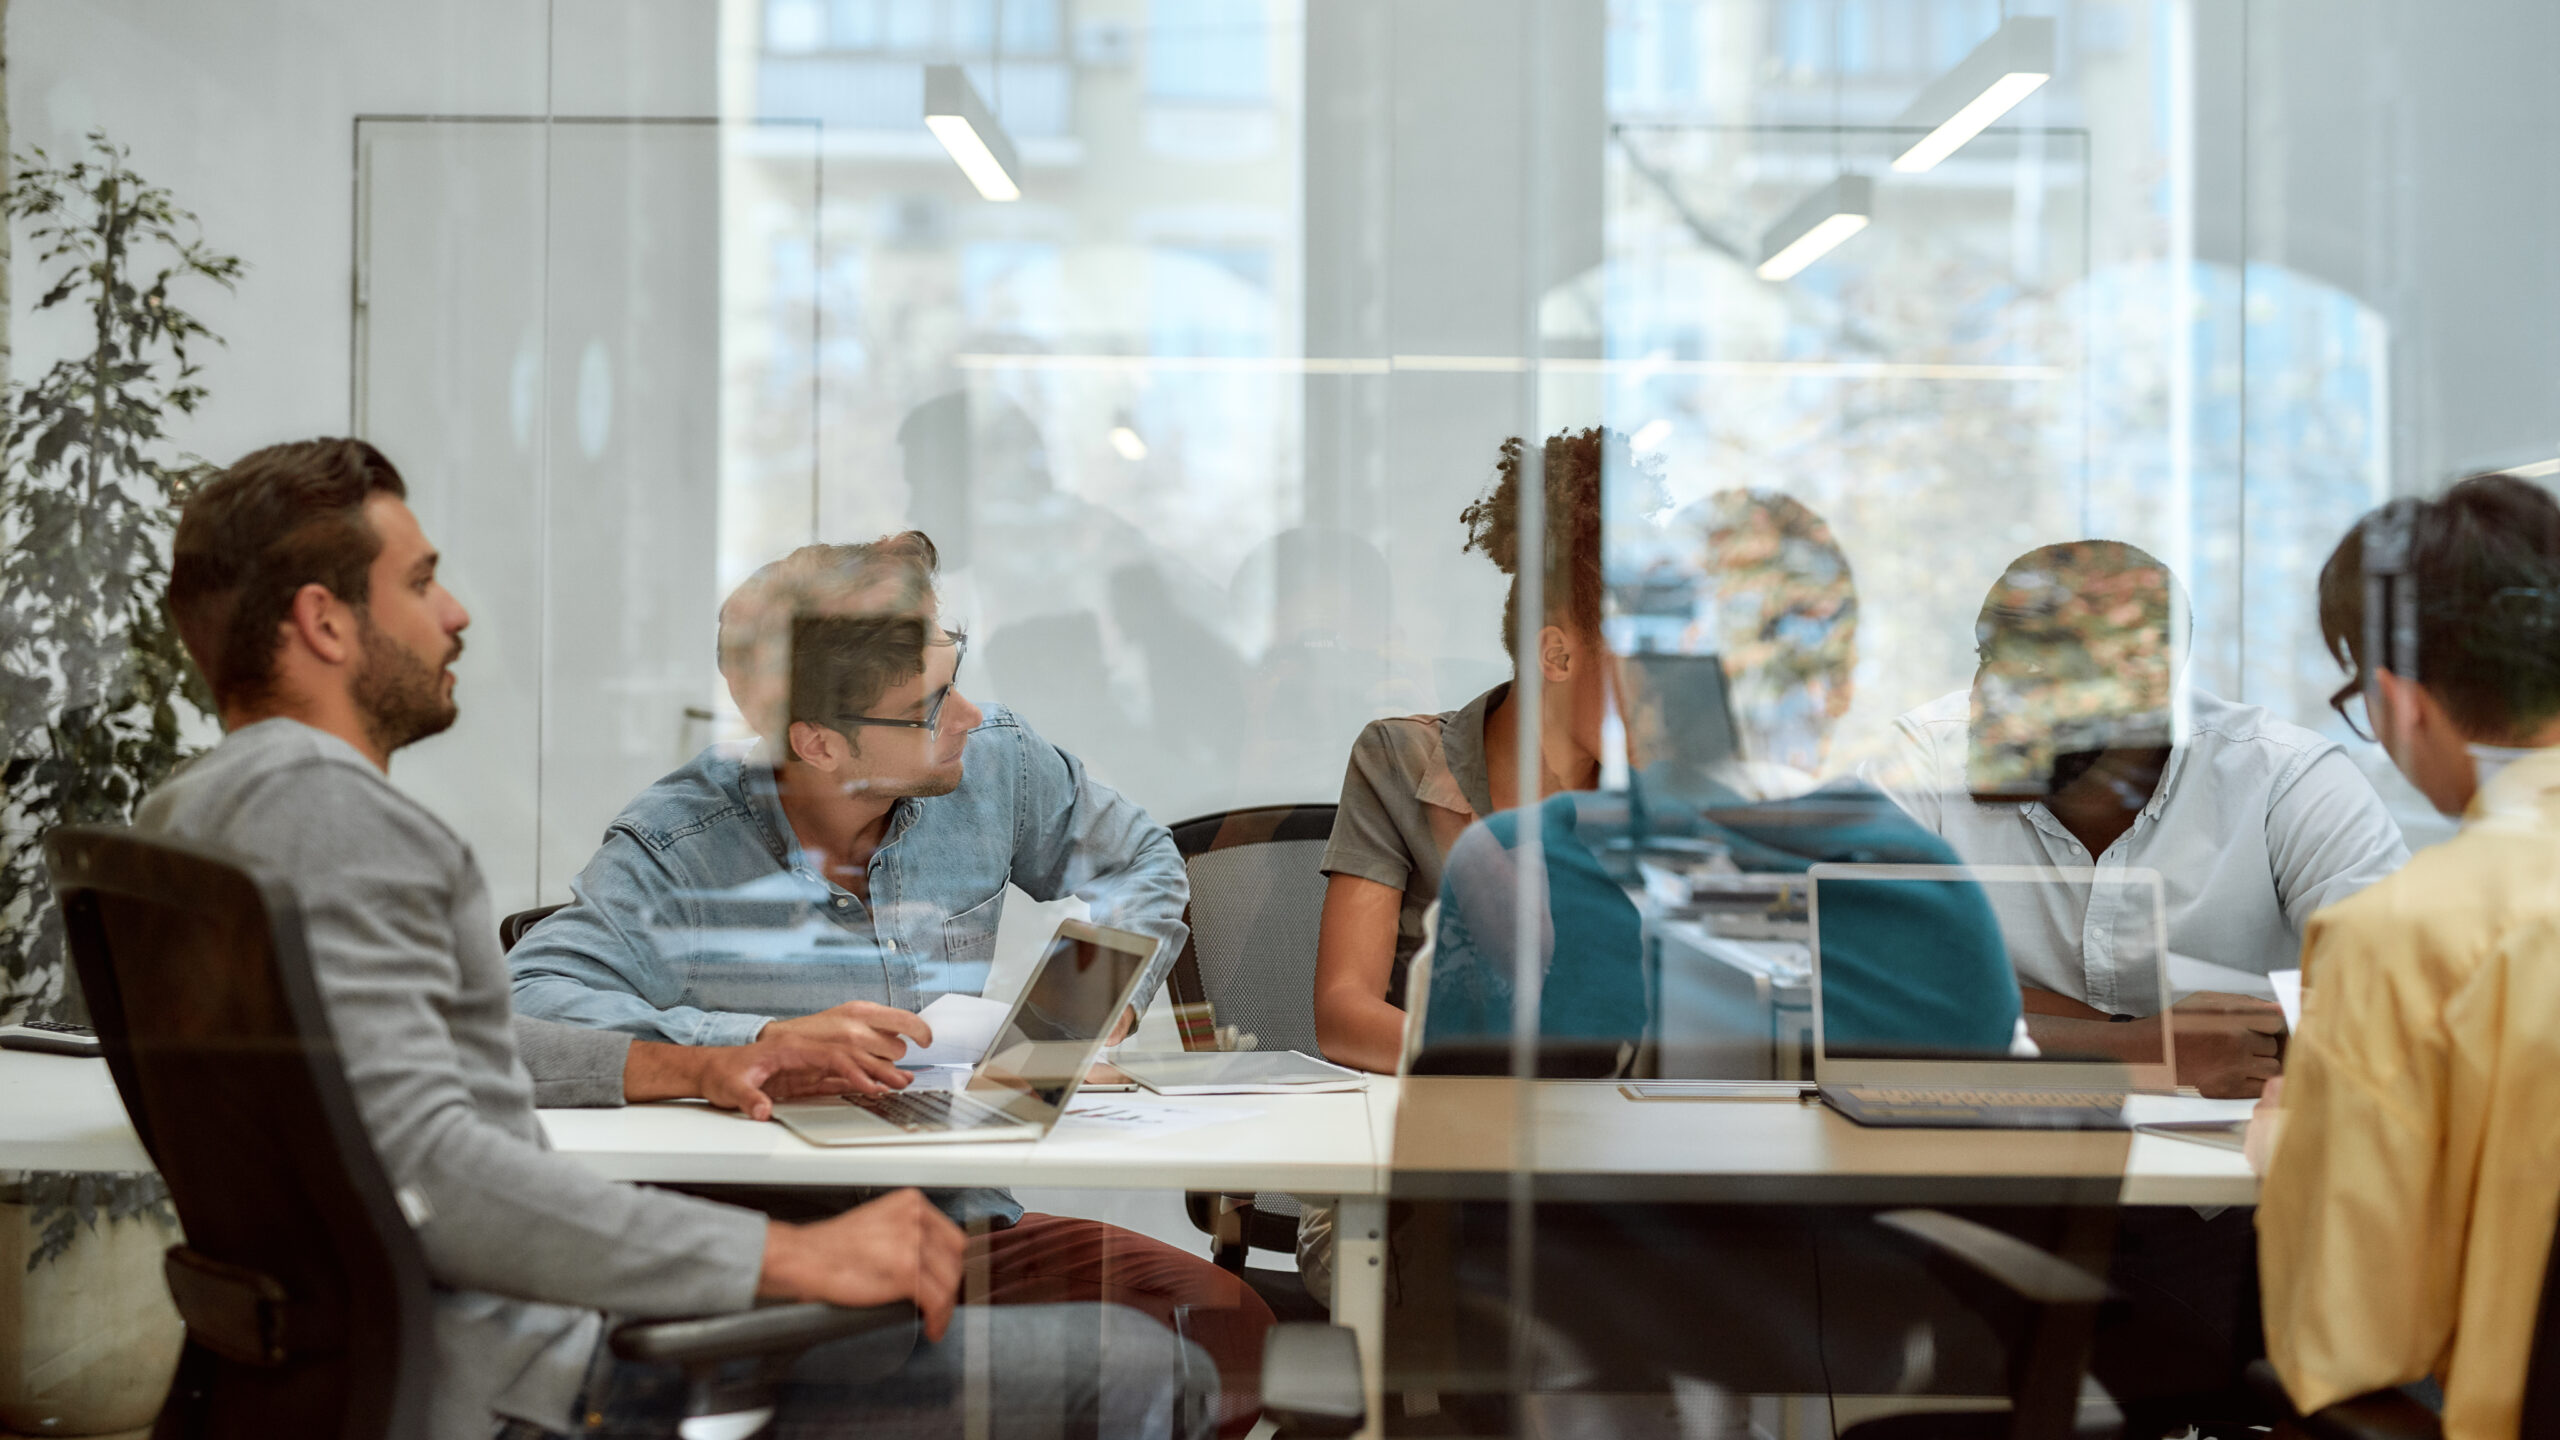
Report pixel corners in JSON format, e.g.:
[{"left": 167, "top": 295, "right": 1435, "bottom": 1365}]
[{"left": 1309, "top": 427, "right": 1619, "bottom": 1074}]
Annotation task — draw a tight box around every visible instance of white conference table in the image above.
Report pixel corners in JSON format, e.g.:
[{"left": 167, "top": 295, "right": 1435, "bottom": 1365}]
[{"left": 1, "top": 1051, "right": 2260, "bottom": 1435}]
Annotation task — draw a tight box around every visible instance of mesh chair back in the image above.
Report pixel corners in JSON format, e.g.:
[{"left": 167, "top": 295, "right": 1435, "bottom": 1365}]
[
  {"left": 1166, "top": 806, "right": 1337, "bottom": 1233},
  {"left": 1166, "top": 805, "right": 1337, "bottom": 1061},
  {"left": 48, "top": 825, "right": 432, "bottom": 1440}
]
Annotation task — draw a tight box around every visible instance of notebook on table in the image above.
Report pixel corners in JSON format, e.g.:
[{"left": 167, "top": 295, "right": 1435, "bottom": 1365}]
[
  {"left": 1810, "top": 864, "right": 2175, "bottom": 1131},
  {"left": 772, "top": 918, "right": 1156, "bottom": 1147}
]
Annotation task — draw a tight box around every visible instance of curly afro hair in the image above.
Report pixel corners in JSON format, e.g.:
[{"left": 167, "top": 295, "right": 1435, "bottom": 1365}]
[{"left": 1460, "top": 426, "right": 1618, "bottom": 659}]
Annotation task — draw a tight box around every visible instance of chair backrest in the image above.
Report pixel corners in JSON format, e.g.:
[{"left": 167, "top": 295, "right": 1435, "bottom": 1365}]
[
  {"left": 47, "top": 825, "right": 432, "bottom": 1440},
  {"left": 2523, "top": 1195, "right": 2560, "bottom": 1430},
  {"left": 499, "top": 903, "right": 566, "bottom": 952},
  {"left": 1165, "top": 805, "right": 1337, "bottom": 1059}
]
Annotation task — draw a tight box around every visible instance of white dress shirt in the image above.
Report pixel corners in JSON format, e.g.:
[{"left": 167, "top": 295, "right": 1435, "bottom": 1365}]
[{"left": 1877, "top": 688, "right": 2409, "bottom": 1015}]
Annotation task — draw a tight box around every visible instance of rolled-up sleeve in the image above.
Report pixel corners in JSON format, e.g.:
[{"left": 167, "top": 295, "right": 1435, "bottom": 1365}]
[
  {"left": 1002, "top": 719, "right": 1190, "bottom": 1009},
  {"left": 507, "top": 835, "right": 775, "bottom": 1048},
  {"left": 1321, "top": 722, "right": 1417, "bottom": 892},
  {"left": 2266, "top": 746, "right": 2410, "bottom": 934},
  {"left": 513, "top": 1016, "right": 631, "bottom": 1108}
]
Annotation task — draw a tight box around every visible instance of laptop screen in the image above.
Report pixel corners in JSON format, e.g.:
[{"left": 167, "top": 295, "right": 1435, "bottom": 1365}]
[
  {"left": 1810, "top": 864, "right": 2171, "bottom": 1079},
  {"left": 965, "top": 923, "right": 1152, "bottom": 1124}
]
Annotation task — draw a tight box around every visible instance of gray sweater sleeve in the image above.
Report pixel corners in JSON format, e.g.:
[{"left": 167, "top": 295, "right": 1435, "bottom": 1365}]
[
  {"left": 242, "top": 763, "right": 765, "bottom": 1318},
  {"left": 513, "top": 1016, "right": 632, "bottom": 1109}
]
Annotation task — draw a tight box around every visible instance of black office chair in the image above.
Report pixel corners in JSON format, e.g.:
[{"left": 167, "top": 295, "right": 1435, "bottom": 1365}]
[
  {"left": 499, "top": 902, "right": 567, "bottom": 952},
  {"left": 1162, "top": 805, "right": 1337, "bottom": 1300},
  {"left": 2241, "top": 1196, "right": 2560, "bottom": 1440},
  {"left": 47, "top": 825, "right": 915, "bottom": 1440}
]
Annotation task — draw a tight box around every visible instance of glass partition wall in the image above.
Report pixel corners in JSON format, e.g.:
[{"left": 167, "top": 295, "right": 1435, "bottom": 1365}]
[{"left": 10, "top": 0, "right": 2560, "bottom": 1433}]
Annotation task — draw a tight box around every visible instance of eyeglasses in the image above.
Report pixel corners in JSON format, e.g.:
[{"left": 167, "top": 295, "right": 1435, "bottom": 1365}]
[{"left": 836, "top": 631, "right": 968, "bottom": 732}]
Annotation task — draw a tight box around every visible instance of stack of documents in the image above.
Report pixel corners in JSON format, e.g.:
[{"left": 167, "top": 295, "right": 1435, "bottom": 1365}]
[{"left": 1111, "top": 1050, "right": 1367, "bottom": 1095}]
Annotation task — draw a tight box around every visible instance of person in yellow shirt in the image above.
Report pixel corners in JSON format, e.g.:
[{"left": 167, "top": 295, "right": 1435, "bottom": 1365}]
[{"left": 2254, "top": 470, "right": 2560, "bottom": 1439}]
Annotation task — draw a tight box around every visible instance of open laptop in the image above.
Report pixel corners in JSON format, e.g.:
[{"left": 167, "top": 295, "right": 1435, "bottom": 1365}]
[
  {"left": 773, "top": 918, "right": 1156, "bottom": 1147},
  {"left": 1809, "top": 864, "right": 2175, "bottom": 1129}
]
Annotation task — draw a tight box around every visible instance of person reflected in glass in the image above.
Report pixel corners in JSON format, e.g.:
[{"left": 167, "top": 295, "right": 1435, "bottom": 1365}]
[
  {"left": 2254, "top": 474, "right": 2560, "bottom": 1437},
  {"left": 505, "top": 532, "right": 1273, "bottom": 1435},
  {"left": 1310, "top": 429, "right": 1613, "bottom": 1074},
  {"left": 1419, "top": 487, "right": 2022, "bottom": 1067},
  {"left": 1879, "top": 541, "right": 2408, "bottom": 1097}
]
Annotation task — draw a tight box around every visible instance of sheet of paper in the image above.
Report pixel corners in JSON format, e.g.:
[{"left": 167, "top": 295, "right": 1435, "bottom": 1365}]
[
  {"left": 2269, "top": 969, "right": 2304, "bottom": 1032},
  {"left": 1056, "top": 1094, "right": 1264, "bottom": 1139},
  {"left": 899, "top": 993, "right": 1013, "bottom": 1068},
  {"left": 2121, "top": 1093, "right": 2258, "bottom": 1127}
]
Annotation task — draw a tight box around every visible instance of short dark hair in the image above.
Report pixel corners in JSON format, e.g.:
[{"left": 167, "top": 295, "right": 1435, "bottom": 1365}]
[
  {"left": 2318, "top": 472, "right": 2560, "bottom": 742},
  {"left": 1461, "top": 428, "right": 1615, "bottom": 658},
  {"left": 719, "top": 531, "right": 942, "bottom": 748},
  {"left": 168, "top": 438, "right": 408, "bottom": 708},
  {"left": 788, "top": 613, "right": 934, "bottom": 741}
]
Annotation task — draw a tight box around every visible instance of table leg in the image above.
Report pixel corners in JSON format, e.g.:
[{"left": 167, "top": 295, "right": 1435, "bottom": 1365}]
[{"left": 1329, "top": 1194, "right": 1388, "bottom": 1440}]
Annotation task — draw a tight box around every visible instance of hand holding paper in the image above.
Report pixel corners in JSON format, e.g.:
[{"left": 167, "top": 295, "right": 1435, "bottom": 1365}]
[{"left": 899, "top": 993, "right": 1015, "bottom": 1068}]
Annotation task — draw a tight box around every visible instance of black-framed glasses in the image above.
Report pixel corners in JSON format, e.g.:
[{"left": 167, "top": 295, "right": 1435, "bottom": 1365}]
[{"left": 836, "top": 631, "right": 967, "bottom": 732}]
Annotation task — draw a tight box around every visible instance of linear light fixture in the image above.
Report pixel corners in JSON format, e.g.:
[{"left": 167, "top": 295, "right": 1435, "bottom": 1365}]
[
  {"left": 1890, "top": 17, "right": 2054, "bottom": 173},
  {"left": 923, "top": 63, "right": 1021, "bottom": 202},
  {"left": 1756, "top": 174, "right": 1872, "bottom": 282}
]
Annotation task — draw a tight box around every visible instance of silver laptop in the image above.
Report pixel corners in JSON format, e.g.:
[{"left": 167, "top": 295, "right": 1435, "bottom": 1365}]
[
  {"left": 1809, "top": 864, "right": 2175, "bottom": 1129},
  {"left": 773, "top": 918, "right": 1156, "bottom": 1147}
]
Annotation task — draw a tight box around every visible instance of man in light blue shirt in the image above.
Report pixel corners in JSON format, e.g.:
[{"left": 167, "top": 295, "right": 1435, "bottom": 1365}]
[
  {"left": 507, "top": 532, "right": 1272, "bottom": 1436},
  {"left": 508, "top": 536, "right": 1187, "bottom": 1051}
]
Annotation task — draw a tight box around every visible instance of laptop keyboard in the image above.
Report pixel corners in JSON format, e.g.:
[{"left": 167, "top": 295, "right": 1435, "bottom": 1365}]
[
  {"left": 1849, "top": 1087, "right": 2125, "bottom": 1110},
  {"left": 1826, "top": 1085, "right": 2128, "bottom": 1130},
  {"left": 848, "top": 1089, "right": 1016, "bottom": 1132}
]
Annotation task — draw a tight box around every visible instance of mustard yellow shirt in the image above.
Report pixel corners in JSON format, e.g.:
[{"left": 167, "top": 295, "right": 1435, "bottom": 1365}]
[{"left": 2259, "top": 746, "right": 2560, "bottom": 1440}]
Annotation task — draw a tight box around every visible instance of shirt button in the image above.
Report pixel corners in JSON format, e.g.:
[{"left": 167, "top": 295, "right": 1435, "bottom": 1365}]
[{"left": 832, "top": 897, "right": 851, "bottom": 911}]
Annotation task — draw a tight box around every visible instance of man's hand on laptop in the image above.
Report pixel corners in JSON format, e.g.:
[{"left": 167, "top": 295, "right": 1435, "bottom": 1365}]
[
  {"left": 2168, "top": 991, "right": 2285, "bottom": 1098},
  {"left": 760, "top": 1001, "right": 933, "bottom": 1089},
  {"left": 623, "top": 1036, "right": 902, "bottom": 1119},
  {"left": 757, "top": 1188, "right": 965, "bottom": 1341}
]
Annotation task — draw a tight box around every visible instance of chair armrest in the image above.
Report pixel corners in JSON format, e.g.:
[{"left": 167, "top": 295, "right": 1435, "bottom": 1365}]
[
  {"left": 2243, "top": 1359, "right": 2442, "bottom": 1440},
  {"left": 1874, "top": 1209, "right": 2109, "bottom": 1306},
  {"left": 611, "top": 1301, "right": 919, "bottom": 1368},
  {"left": 1261, "top": 1322, "right": 1365, "bottom": 1439}
]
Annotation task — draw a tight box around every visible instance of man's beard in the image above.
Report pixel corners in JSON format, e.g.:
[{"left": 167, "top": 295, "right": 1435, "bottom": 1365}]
[{"left": 354, "top": 612, "right": 461, "bottom": 757}]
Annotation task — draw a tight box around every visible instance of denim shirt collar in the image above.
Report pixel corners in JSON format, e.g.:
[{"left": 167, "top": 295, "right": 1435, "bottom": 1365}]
[{"left": 734, "top": 742, "right": 924, "bottom": 909}]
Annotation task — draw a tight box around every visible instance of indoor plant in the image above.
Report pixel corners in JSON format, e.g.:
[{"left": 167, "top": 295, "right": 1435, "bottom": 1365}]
[{"left": 0, "top": 131, "right": 239, "bottom": 1436}]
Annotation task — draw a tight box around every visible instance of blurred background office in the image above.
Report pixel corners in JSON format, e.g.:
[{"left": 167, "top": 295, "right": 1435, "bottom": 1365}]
[{"left": 9, "top": 0, "right": 2551, "bottom": 931}]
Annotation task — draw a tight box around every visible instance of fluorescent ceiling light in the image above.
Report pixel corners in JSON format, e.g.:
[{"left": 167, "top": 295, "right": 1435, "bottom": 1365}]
[
  {"left": 1890, "top": 18, "right": 2053, "bottom": 173},
  {"left": 1630, "top": 418, "right": 1673, "bottom": 453},
  {"left": 923, "top": 64, "right": 1021, "bottom": 202},
  {"left": 1756, "top": 175, "right": 1872, "bottom": 282},
  {"left": 1108, "top": 424, "right": 1149, "bottom": 461}
]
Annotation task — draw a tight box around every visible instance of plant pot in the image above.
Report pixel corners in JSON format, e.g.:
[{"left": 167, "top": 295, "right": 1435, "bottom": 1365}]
[{"left": 0, "top": 1198, "right": 183, "bottom": 1435}]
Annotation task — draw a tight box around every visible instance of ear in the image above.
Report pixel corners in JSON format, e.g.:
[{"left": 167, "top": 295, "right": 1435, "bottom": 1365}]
[
  {"left": 2369, "top": 668, "right": 2431, "bottom": 753},
  {"left": 787, "top": 719, "right": 847, "bottom": 771},
  {"left": 1538, "top": 624, "right": 1575, "bottom": 684},
  {"left": 283, "top": 582, "right": 360, "bottom": 668}
]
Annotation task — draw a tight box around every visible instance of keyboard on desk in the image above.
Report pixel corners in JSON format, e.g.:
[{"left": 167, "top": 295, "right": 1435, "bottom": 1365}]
[
  {"left": 847, "top": 1088, "right": 1021, "bottom": 1133},
  {"left": 1822, "top": 1084, "right": 2128, "bottom": 1131}
]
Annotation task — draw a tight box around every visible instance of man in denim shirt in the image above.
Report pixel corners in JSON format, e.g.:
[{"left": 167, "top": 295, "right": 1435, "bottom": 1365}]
[{"left": 508, "top": 532, "right": 1271, "bottom": 1436}]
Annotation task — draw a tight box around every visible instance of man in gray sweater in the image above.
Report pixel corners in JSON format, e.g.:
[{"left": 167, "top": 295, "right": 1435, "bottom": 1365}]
[{"left": 145, "top": 437, "right": 1210, "bottom": 1440}]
